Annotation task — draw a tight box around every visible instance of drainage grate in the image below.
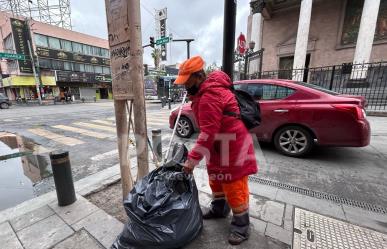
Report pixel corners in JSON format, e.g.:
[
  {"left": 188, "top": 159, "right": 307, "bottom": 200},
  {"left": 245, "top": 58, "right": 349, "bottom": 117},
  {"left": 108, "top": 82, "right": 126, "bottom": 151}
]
[
  {"left": 248, "top": 175, "right": 387, "bottom": 214},
  {"left": 293, "top": 208, "right": 387, "bottom": 249}
]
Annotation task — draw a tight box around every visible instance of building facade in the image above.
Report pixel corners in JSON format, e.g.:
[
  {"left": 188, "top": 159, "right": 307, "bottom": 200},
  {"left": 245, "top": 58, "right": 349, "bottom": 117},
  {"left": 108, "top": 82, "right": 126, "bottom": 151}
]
[
  {"left": 0, "top": 11, "right": 112, "bottom": 101},
  {"left": 247, "top": 0, "right": 387, "bottom": 73}
]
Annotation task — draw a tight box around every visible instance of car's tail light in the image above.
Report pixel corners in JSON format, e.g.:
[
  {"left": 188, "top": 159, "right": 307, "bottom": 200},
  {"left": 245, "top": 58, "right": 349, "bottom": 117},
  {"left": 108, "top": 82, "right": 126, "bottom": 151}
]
[{"left": 332, "top": 104, "right": 365, "bottom": 120}]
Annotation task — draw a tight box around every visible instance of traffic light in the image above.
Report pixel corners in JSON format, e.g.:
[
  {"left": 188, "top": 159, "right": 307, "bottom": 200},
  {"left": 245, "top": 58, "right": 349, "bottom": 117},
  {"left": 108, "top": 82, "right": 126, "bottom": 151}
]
[{"left": 150, "top": 36, "right": 155, "bottom": 48}]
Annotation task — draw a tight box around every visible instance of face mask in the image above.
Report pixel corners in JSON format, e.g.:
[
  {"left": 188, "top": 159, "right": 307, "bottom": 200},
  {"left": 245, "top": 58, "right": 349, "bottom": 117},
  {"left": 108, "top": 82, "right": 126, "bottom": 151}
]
[{"left": 186, "top": 84, "right": 199, "bottom": 96}]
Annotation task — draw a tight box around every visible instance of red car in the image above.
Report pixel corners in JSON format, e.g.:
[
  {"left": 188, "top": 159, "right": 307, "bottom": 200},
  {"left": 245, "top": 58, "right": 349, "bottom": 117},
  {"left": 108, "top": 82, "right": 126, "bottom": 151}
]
[{"left": 169, "top": 79, "right": 370, "bottom": 157}]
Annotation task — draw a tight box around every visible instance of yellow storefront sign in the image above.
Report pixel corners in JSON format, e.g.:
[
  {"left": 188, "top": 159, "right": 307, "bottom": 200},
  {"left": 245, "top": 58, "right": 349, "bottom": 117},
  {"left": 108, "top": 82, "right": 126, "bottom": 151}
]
[{"left": 2, "top": 75, "right": 56, "bottom": 87}]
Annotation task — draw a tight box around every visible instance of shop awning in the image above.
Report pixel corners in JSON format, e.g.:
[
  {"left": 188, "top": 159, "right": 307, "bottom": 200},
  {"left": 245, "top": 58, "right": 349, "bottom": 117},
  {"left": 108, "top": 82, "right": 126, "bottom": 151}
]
[{"left": 2, "top": 75, "right": 56, "bottom": 87}]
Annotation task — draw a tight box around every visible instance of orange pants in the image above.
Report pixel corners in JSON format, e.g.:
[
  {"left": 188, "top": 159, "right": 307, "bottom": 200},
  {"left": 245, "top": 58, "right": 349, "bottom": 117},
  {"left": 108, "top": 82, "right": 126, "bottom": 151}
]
[{"left": 209, "top": 176, "right": 249, "bottom": 214}]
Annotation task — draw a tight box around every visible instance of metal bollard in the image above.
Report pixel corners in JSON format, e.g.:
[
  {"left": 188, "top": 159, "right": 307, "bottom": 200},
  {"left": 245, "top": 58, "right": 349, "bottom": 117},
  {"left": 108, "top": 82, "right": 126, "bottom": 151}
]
[
  {"left": 161, "top": 97, "right": 165, "bottom": 108},
  {"left": 49, "top": 150, "right": 77, "bottom": 206},
  {"left": 168, "top": 98, "right": 171, "bottom": 110},
  {"left": 152, "top": 129, "right": 162, "bottom": 162}
]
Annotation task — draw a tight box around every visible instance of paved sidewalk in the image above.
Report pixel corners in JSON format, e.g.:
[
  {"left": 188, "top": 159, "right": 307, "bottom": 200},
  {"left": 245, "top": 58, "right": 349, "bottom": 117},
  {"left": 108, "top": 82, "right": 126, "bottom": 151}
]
[{"left": 1, "top": 160, "right": 386, "bottom": 249}]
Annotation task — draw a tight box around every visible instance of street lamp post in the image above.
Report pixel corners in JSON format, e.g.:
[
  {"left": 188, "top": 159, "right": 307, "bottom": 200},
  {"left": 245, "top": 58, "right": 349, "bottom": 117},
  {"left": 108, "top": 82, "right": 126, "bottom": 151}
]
[{"left": 243, "top": 41, "right": 256, "bottom": 80}]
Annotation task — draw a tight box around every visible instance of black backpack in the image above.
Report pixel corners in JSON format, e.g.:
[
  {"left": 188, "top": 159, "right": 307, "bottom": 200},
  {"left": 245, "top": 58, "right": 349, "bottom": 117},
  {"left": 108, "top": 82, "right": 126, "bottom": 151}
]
[{"left": 224, "top": 87, "right": 261, "bottom": 130}]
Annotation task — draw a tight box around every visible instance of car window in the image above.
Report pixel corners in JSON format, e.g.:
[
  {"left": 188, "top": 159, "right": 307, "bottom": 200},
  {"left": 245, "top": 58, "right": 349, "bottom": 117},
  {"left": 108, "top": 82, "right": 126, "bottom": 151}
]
[
  {"left": 296, "top": 81, "right": 339, "bottom": 95},
  {"left": 233, "top": 84, "right": 247, "bottom": 91},
  {"left": 262, "top": 84, "right": 295, "bottom": 100}
]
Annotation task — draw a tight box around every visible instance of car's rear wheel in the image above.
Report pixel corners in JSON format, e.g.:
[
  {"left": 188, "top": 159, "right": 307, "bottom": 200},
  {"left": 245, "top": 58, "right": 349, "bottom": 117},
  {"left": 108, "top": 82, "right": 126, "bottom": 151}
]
[
  {"left": 274, "top": 126, "right": 313, "bottom": 157},
  {"left": 0, "top": 102, "right": 10, "bottom": 109},
  {"left": 176, "top": 116, "right": 194, "bottom": 138}
]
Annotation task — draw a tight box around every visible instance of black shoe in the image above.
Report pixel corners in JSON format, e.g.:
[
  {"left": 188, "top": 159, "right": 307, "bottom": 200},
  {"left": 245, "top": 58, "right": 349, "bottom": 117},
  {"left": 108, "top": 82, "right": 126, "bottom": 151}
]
[
  {"left": 202, "top": 199, "right": 231, "bottom": 219},
  {"left": 228, "top": 232, "right": 248, "bottom": 245},
  {"left": 229, "top": 212, "right": 250, "bottom": 245}
]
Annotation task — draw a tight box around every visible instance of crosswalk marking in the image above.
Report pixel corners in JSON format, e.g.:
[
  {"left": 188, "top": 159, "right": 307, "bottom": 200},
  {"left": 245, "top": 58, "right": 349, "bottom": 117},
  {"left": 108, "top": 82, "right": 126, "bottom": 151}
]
[
  {"left": 52, "top": 125, "right": 110, "bottom": 139},
  {"left": 74, "top": 122, "right": 117, "bottom": 132},
  {"left": 28, "top": 128, "right": 84, "bottom": 146},
  {"left": 91, "top": 149, "right": 118, "bottom": 161},
  {"left": 91, "top": 120, "right": 116, "bottom": 126}
]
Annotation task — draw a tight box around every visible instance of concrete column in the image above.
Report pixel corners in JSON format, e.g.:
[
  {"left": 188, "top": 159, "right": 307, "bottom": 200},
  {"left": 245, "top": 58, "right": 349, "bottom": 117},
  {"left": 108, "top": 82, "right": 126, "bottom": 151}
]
[
  {"left": 351, "top": 0, "right": 381, "bottom": 80},
  {"left": 246, "top": 14, "right": 253, "bottom": 43},
  {"left": 292, "top": 0, "right": 313, "bottom": 81},
  {"left": 249, "top": 0, "right": 265, "bottom": 76}
]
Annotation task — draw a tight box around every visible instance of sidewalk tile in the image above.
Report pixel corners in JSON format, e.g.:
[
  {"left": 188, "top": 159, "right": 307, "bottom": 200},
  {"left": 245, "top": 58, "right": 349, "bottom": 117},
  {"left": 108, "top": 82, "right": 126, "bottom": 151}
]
[
  {"left": 53, "top": 229, "right": 104, "bottom": 249},
  {"left": 342, "top": 205, "right": 387, "bottom": 234},
  {"left": 275, "top": 189, "right": 346, "bottom": 220},
  {"left": 72, "top": 209, "right": 124, "bottom": 248},
  {"left": 10, "top": 205, "right": 54, "bottom": 232},
  {"left": 17, "top": 215, "right": 74, "bottom": 249},
  {"left": 283, "top": 204, "right": 293, "bottom": 231},
  {"left": 249, "top": 181, "right": 278, "bottom": 200},
  {"left": 185, "top": 219, "right": 288, "bottom": 249},
  {"left": 250, "top": 195, "right": 285, "bottom": 226},
  {"left": 199, "top": 192, "right": 212, "bottom": 207},
  {"left": 49, "top": 196, "right": 98, "bottom": 225},
  {"left": 0, "top": 222, "right": 23, "bottom": 249},
  {"left": 265, "top": 223, "right": 292, "bottom": 245},
  {"left": 250, "top": 217, "right": 267, "bottom": 234}
]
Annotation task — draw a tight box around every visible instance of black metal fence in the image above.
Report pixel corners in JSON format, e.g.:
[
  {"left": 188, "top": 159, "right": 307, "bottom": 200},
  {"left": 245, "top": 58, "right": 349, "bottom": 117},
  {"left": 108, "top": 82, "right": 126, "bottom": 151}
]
[{"left": 254, "top": 62, "right": 387, "bottom": 110}]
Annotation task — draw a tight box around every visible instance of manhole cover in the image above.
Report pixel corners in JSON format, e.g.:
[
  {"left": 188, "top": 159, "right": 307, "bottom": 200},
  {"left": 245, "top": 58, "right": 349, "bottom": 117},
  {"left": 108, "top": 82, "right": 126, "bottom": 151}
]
[{"left": 293, "top": 208, "right": 387, "bottom": 249}]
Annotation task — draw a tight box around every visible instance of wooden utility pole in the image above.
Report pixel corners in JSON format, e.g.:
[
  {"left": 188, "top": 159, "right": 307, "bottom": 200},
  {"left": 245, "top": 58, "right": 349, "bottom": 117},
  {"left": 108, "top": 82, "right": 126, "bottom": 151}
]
[{"left": 105, "top": 0, "right": 149, "bottom": 198}]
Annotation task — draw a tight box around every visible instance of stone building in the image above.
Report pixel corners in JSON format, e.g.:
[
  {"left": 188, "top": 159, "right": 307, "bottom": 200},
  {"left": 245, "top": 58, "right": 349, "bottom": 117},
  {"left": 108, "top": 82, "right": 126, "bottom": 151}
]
[{"left": 246, "top": 0, "right": 387, "bottom": 75}]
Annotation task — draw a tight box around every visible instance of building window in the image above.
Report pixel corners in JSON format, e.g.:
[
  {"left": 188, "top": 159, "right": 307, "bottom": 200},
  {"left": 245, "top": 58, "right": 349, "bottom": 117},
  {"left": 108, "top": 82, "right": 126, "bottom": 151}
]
[
  {"left": 35, "top": 34, "right": 49, "bottom": 47},
  {"left": 39, "top": 58, "right": 51, "bottom": 68},
  {"left": 72, "top": 42, "right": 83, "bottom": 53},
  {"left": 48, "top": 37, "right": 61, "bottom": 50},
  {"left": 94, "top": 66, "right": 103, "bottom": 74},
  {"left": 52, "top": 60, "right": 64, "bottom": 70},
  {"left": 85, "top": 64, "right": 94, "bottom": 73},
  {"left": 101, "top": 48, "right": 109, "bottom": 58},
  {"left": 341, "top": 0, "right": 387, "bottom": 45},
  {"left": 102, "top": 66, "right": 111, "bottom": 74},
  {"left": 3, "top": 34, "right": 14, "bottom": 53},
  {"left": 83, "top": 44, "right": 93, "bottom": 55},
  {"left": 92, "top": 46, "right": 101, "bottom": 57},
  {"left": 64, "top": 61, "right": 72, "bottom": 71},
  {"left": 61, "top": 39, "right": 72, "bottom": 52},
  {"left": 79, "top": 64, "right": 85, "bottom": 72}
]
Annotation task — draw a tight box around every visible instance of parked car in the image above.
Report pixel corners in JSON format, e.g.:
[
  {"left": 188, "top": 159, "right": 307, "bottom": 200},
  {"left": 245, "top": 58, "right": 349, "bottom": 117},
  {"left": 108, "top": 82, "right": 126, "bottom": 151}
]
[
  {"left": 0, "top": 93, "right": 11, "bottom": 109},
  {"left": 169, "top": 79, "right": 370, "bottom": 157}
]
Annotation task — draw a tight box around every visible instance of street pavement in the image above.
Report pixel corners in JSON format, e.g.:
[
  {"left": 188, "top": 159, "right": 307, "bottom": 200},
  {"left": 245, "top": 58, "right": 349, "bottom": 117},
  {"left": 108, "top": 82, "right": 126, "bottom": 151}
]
[
  {"left": 0, "top": 156, "right": 386, "bottom": 249},
  {"left": 1, "top": 101, "right": 387, "bottom": 211}
]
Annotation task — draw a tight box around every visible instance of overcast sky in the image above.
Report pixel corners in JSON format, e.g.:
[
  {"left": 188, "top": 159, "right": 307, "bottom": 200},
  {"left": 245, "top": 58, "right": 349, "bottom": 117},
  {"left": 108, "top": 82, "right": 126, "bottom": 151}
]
[{"left": 70, "top": 0, "right": 250, "bottom": 67}]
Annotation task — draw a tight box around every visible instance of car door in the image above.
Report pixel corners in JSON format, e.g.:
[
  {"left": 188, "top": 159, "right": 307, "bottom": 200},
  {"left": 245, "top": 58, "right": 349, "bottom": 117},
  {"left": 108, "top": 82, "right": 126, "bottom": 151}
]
[{"left": 247, "top": 83, "right": 297, "bottom": 141}]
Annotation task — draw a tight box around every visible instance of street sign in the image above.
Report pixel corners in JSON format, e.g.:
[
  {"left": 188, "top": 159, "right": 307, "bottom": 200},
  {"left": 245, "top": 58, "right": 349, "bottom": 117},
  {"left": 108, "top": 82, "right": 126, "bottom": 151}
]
[
  {"left": 156, "top": 36, "right": 171, "bottom": 46},
  {"left": 0, "top": 52, "right": 26, "bottom": 60}
]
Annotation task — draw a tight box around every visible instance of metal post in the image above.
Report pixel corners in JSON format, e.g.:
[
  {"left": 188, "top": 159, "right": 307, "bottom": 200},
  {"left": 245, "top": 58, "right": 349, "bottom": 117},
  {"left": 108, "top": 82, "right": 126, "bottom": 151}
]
[
  {"left": 152, "top": 129, "right": 162, "bottom": 162},
  {"left": 49, "top": 150, "right": 76, "bottom": 206},
  {"left": 187, "top": 40, "right": 191, "bottom": 59},
  {"left": 27, "top": 40, "right": 42, "bottom": 105},
  {"left": 244, "top": 53, "right": 249, "bottom": 80},
  {"left": 329, "top": 65, "right": 336, "bottom": 90},
  {"left": 168, "top": 97, "right": 171, "bottom": 110},
  {"left": 222, "top": 0, "right": 237, "bottom": 81}
]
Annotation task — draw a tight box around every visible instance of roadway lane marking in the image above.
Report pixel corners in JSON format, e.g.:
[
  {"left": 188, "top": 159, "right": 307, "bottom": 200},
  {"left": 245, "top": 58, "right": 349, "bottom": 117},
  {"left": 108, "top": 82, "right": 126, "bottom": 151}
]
[
  {"left": 91, "top": 149, "right": 118, "bottom": 161},
  {"left": 73, "top": 122, "right": 116, "bottom": 132},
  {"left": 52, "top": 125, "right": 110, "bottom": 139},
  {"left": 92, "top": 120, "right": 116, "bottom": 126},
  {"left": 28, "top": 128, "right": 84, "bottom": 146}
]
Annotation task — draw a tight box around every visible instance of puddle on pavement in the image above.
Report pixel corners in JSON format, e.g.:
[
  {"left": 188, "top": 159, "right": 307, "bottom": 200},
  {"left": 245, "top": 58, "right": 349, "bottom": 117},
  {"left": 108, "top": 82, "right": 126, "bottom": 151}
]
[{"left": 0, "top": 132, "right": 52, "bottom": 211}]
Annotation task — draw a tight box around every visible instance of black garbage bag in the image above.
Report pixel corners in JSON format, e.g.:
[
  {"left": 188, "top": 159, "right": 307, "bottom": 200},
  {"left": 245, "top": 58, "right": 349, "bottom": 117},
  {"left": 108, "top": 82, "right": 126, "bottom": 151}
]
[{"left": 112, "top": 144, "right": 203, "bottom": 249}]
